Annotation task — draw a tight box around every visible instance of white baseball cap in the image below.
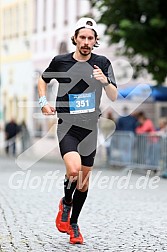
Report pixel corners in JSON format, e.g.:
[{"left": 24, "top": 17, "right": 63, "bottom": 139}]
[{"left": 74, "top": 17, "right": 98, "bottom": 35}]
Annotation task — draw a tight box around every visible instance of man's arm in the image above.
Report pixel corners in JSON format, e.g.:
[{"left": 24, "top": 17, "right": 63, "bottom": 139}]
[
  {"left": 93, "top": 65, "right": 117, "bottom": 101},
  {"left": 103, "top": 82, "right": 118, "bottom": 101},
  {"left": 38, "top": 77, "right": 56, "bottom": 115}
]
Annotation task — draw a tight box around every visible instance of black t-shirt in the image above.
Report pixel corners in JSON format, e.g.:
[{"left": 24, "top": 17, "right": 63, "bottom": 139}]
[{"left": 42, "top": 52, "right": 116, "bottom": 122}]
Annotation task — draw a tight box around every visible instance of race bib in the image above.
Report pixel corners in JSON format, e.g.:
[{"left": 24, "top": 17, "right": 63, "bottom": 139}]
[{"left": 68, "top": 92, "right": 95, "bottom": 114}]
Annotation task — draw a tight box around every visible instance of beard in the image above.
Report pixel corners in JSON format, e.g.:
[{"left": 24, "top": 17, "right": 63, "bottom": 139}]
[{"left": 79, "top": 46, "right": 91, "bottom": 56}]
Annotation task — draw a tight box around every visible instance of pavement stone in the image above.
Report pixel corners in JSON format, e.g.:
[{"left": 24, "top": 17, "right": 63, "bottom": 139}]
[{"left": 0, "top": 156, "right": 167, "bottom": 252}]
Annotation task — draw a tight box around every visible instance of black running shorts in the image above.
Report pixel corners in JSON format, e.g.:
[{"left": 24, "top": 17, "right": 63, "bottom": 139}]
[{"left": 57, "top": 120, "right": 97, "bottom": 167}]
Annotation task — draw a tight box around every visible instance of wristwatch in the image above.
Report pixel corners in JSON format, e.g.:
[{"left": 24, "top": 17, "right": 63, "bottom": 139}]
[{"left": 103, "top": 77, "right": 112, "bottom": 87}]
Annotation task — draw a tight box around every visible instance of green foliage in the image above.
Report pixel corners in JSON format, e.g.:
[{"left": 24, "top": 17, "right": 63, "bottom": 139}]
[{"left": 90, "top": 0, "right": 167, "bottom": 84}]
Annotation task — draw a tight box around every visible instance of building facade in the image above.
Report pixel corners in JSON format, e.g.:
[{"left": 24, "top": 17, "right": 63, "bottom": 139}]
[
  {"left": 0, "top": 0, "right": 92, "bottom": 135},
  {"left": 31, "top": 0, "right": 92, "bottom": 136},
  {"left": 1, "top": 0, "right": 34, "bottom": 131}
]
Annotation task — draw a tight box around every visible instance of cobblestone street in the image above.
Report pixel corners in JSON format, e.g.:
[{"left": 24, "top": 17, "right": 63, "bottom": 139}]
[{"left": 0, "top": 155, "right": 167, "bottom": 252}]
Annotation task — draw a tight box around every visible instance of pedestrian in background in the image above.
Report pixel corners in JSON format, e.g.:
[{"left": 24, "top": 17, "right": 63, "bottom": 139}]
[
  {"left": 116, "top": 106, "right": 138, "bottom": 133},
  {"left": 135, "top": 111, "right": 155, "bottom": 165},
  {"left": 5, "top": 118, "right": 20, "bottom": 156},
  {"left": 115, "top": 107, "right": 138, "bottom": 163},
  {"left": 38, "top": 17, "right": 117, "bottom": 244},
  {"left": 135, "top": 111, "right": 155, "bottom": 134},
  {"left": 156, "top": 117, "right": 167, "bottom": 135},
  {"left": 20, "top": 120, "right": 31, "bottom": 152}
]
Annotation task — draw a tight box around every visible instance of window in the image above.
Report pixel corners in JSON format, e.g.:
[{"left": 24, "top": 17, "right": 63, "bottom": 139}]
[
  {"left": 23, "top": 2, "right": 28, "bottom": 35},
  {"left": 10, "top": 7, "right": 14, "bottom": 38},
  {"left": 43, "top": 0, "right": 47, "bottom": 31},
  {"left": 76, "top": 0, "right": 80, "bottom": 20},
  {"left": 13, "top": 6, "right": 16, "bottom": 37},
  {"left": 64, "top": 0, "right": 68, "bottom": 25},
  {"left": 43, "top": 38, "right": 47, "bottom": 50},
  {"left": 3, "top": 11, "right": 6, "bottom": 39},
  {"left": 59, "top": 41, "right": 68, "bottom": 54},
  {"left": 6, "top": 8, "right": 11, "bottom": 38},
  {"left": 52, "top": 0, "right": 56, "bottom": 28},
  {"left": 34, "top": 0, "right": 38, "bottom": 33},
  {"left": 15, "top": 5, "right": 19, "bottom": 37},
  {"left": 52, "top": 36, "right": 56, "bottom": 49},
  {"left": 9, "top": 8, "right": 12, "bottom": 38},
  {"left": 161, "top": 106, "right": 167, "bottom": 117}
]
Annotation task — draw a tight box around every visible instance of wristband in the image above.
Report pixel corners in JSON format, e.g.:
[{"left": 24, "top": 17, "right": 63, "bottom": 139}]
[
  {"left": 39, "top": 96, "right": 48, "bottom": 109},
  {"left": 103, "top": 77, "right": 112, "bottom": 87}
]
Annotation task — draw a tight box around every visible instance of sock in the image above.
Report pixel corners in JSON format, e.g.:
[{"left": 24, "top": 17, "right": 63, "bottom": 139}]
[
  {"left": 64, "top": 175, "right": 77, "bottom": 205},
  {"left": 70, "top": 189, "right": 88, "bottom": 224}
]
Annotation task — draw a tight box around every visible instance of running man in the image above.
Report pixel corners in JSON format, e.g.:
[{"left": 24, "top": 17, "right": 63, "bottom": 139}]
[{"left": 38, "top": 17, "right": 117, "bottom": 244}]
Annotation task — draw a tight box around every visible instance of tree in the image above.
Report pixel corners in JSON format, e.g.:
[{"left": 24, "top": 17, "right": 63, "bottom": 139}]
[{"left": 90, "top": 0, "right": 167, "bottom": 85}]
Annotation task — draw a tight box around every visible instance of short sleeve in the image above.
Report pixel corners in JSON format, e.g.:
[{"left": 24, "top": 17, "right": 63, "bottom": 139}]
[
  {"left": 41, "top": 57, "right": 57, "bottom": 83},
  {"left": 103, "top": 58, "right": 117, "bottom": 88}
]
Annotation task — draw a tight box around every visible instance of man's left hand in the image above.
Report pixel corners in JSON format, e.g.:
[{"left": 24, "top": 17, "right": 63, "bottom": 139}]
[{"left": 93, "top": 65, "right": 108, "bottom": 84}]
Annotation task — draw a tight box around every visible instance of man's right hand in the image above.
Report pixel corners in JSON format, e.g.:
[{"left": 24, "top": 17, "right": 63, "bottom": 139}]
[{"left": 41, "top": 104, "right": 56, "bottom": 115}]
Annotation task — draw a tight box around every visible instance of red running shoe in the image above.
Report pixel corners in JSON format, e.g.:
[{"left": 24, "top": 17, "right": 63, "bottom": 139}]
[
  {"left": 68, "top": 223, "right": 83, "bottom": 244},
  {"left": 55, "top": 198, "right": 72, "bottom": 233}
]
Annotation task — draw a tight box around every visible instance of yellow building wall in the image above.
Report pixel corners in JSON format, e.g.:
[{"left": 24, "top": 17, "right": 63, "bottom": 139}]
[{"left": 1, "top": 0, "right": 33, "bottom": 124}]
